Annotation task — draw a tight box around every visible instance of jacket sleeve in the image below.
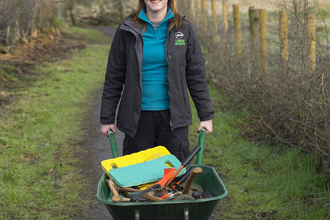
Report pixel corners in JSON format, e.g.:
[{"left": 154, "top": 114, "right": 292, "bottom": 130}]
[
  {"left": 185, "top": 20, "right": 215, "bottom": 121},
  {"left": 100, "top": 24, "right": 126, "bottom": 124}
]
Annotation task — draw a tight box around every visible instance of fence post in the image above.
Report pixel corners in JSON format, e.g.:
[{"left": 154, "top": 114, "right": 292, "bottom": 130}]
[
  {"left": 64, "top": 0, "right": 68, "bottom": 22},
  {"left": 195, "top": 0, "right": 199, "bottom": 27},
  {"left": 307, "top": 13, "right": 316, "bottom": 74},
  {"left": 201, "top": 0, "right": 207, "bottom": 31},
  {"left": 222, "top": 1, "right": 228, "bottom": 35},
  {"left": 188, "top": 0, "right": 193, "bottom": 20},
  {"left": 68, "top": 0, "right": 76, "bottom": 26},
  {"left": 54, "top": 0, "right": 65, "bottom": 21},
  {"left": 211, "top": 0, "right": 219, "bottom": 44},
  {"left": 222, "top": 0, "right": 228, "bottom": 49},
  {"left": 259, "top": 9, "right": 267, "bottom": 73},
  {"left": 249, "top": 9, "right": 259, "bottom": 51},
  {"left": 6, "top": 26, "right": 11, "bottom": 46},
  {"left": 100, "top": 0, "right": 104, "bottom": 24},
  {"left": 279, "top": 11, "right": 288, "bottom": 71},
  {"left": 249, "top": 8, "right": 259, "bottom": 71},
  {"left": 178, "top": 0, "right": 184, "bottom": 14},
  {"left": 233, "top": 4, "right": 241, "bottom": 58}
]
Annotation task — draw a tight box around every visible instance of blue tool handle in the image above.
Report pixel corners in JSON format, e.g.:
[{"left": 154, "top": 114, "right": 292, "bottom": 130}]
[
  {"left": 196, "top": 128, "right": 206, "bottom": 165},
  {"left": 107, "top": 129, "right": 119, "bottom": 158}
]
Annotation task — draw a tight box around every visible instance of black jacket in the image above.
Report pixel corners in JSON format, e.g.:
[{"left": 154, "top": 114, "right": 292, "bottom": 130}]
[{"left": 100, "top": 16, "right": 215, "bottom": 137}]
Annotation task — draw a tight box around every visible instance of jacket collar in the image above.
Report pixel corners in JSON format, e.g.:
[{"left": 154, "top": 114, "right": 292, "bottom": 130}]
[
  {"left": 138, "top": 7, "right": 174, "bottom": 25},
  {"left": 122, "top": 8, "right": 177, "bottom": 34}
]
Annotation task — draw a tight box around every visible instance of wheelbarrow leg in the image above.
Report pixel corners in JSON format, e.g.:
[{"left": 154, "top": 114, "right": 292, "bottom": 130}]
[
  {"left": 184, "top": 208, "right": 189, "bottom": 220},
  {"left": 134, "top": 210, "right": 140, "bottom": 220}
]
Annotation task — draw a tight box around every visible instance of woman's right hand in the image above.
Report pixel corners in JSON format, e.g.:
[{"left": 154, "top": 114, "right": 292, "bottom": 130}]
[{"left": 100, "top": 124, "right": 117, "bottom": 136}]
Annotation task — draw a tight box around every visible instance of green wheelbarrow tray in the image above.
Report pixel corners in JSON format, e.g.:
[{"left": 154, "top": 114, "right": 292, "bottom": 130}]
[
  {"left": 97, "top": 128, "right": 228, "bottom": 219},
  {"left": 96, "top": 164, "right": 228, "bottom": 220}
]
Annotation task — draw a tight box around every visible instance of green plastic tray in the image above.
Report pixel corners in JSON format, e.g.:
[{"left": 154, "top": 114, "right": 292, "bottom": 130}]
[{"left": 96, "top": 164, "right": 228, "bottom": 220}]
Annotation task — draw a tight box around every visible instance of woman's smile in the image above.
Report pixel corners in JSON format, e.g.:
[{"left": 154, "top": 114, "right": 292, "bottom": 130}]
[{"left": 144, "top": 0, "right": 168, "bottom": 20}]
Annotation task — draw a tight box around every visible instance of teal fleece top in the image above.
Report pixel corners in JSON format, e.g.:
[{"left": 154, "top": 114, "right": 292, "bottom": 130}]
[{"left": 138, "top": 8, "right": 174, "bottom": 111}]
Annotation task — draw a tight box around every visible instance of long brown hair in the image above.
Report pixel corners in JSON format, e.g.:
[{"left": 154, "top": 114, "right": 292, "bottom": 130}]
[{"left": 130, "top": 0, "right": 183, "bottom": 31}]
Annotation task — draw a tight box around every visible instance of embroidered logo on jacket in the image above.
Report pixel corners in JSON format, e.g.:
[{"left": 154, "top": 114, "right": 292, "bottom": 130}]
[{"left": 175, "top": 31, "right": 185, "bottom": 45}]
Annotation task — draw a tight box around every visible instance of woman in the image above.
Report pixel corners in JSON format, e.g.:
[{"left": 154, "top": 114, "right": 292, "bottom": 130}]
[{"left": 100, "top": 0, "right": 214, "bottom": 162}]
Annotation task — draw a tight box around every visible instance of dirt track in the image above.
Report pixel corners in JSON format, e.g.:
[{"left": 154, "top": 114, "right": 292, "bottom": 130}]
[
  {"left": 81, "top": 27, "right": 123, "bottom": 220},
  {"left": 0, "top": 26, "right": 222, "bottom": 220}
]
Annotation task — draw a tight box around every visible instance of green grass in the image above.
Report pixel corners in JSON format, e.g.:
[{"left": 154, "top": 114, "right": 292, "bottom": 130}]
[
  {"left": 1, "top": 24, "right": 330, "bottom": 219},
  {"left": 0, "top": 43, "right": 110, "bottom": 219},
  {"left": 188, "top": 85, "right": 330, "bottom": 219},
  {"left": 60, "top": 22, "right": 115, "bottom": 44},
  {"left": 314, "top": 4, "right": 330, "bottom": 20},
  {"left": 0, "top": 64, "right": 25, "bottom": 89}
]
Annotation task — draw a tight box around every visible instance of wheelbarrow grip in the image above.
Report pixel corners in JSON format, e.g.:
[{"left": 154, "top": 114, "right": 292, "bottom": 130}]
[
  {"left": 196, "top": 128, "right": 206, "bottom": 165},
  {"left": 107, "top": 129, "right": 119, "bottom": 158}
]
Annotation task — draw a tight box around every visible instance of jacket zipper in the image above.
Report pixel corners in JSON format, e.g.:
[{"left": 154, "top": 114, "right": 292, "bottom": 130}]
[
  {"left": 165, "top": 27, "right": 173, "bottom": 131},
  {"left": 121, "top": 23, "right": 144, "bottom": 137}
]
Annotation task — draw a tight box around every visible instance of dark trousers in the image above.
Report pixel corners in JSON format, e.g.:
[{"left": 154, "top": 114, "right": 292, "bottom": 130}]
[{"left": 123, "top": 110, "right": 190, "bottom": 162}]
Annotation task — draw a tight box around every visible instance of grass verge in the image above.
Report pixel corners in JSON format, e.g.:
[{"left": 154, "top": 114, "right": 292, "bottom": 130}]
[
  {"left": 189, "top": 85, "right": 330, "bottom": 219},
  {"left": 0, "top": 41, "right": 110, "bottom": 219},
  {"left": 1, "top": 24, "right": 329, "bottom": 219}
]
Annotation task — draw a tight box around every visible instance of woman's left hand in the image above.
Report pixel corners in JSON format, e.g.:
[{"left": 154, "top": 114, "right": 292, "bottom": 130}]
[{"left": 197, "top": 119, "right": 213, "bottom": 135}]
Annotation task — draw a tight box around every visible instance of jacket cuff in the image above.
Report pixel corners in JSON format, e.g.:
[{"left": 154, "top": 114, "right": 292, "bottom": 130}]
[
  {"left": 198, "top": 111, "right": 215, "bottom": 121},
  {"left": 100, "top": 116, "right": 115, "bottom": 125}
]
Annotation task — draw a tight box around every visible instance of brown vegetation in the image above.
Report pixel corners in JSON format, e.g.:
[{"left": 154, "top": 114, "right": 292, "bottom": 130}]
[
  {"left": 2, "top": 0, "right": 330, "bottom": 173},
  {"left": 67, "top": 0, "right": 135, "bottom": 26},
  {"left": 0, "top": 30, "right": 86, "bottom": 107},
  {"left": 0, "top": 0, "right": 134, "bottom": 50},
  {"left": 0, "top": 0, "right": 56, "bottom": 53},
  {"left": 195, "top": 0, "right": 330, "bottom": 172}
]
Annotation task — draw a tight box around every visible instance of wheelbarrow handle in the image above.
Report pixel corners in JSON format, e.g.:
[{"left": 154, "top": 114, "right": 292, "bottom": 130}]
[
  {"left": 196, "top": 128, "right": 206, "bottom": 165},
  {"left": 107, "top": 129, "right": 119, "bottom": 158}
]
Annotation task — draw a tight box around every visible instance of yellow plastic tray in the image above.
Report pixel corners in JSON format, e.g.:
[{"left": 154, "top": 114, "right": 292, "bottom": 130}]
[{"left": 101, "top": 146, "right": 171, "bottom": 177}]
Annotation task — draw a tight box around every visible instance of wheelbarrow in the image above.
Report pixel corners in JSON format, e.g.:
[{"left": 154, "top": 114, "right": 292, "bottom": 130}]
[{"left": 96, "top": 129, "right": 228, "bottom": 220}]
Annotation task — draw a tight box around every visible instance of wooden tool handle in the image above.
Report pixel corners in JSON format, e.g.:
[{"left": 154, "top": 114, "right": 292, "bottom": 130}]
[
  {"left": 142, "top": 192, "right": 163, "bottom": 202},
  {"left": 106, "top": 179, "right": 119, "bottom": 196},
  {"left": 116, "top": 187, "right": 142, "bottom": 192},
  {"left": 112, "top": 195, "right": 130, "bottom": 203},
  {"left": 182, "top": 167, "right": 203, "bottom": 194}
]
